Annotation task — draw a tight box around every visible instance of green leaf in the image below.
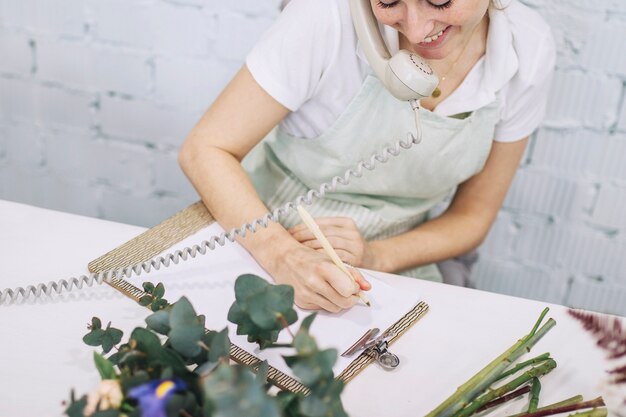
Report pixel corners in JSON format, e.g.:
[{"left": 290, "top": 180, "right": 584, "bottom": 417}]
[
  {"left": 93, "top": 351, "right": 117, "bottom": 380},
  {"left": 203, "top": 363, "right": 280, "bottom": 417},
  {"left": 256, "top": 361, "right": 269, "bottom": 385},
  {"left": 101, "top": 333, "right": 115, "bottom": 353},
  {"left": 208, "top": 328, "right": 230, "bottom": 363},
  {"left": 106, "top": 327, "right": 123, "bottom": 345},
  {"left": 294, "top": 330, "right": 317, "bottom": 357},
  {"left": 138, "top": 295, "right": 152, "bottom": 306},
  {"left": 285, "top": 348, "right": 338, "bottom": 387},
  {"left": 120, "top": 370, "right": 150, "bottom": 392},
  {"left": 83, "top": 329, "right": 105, "bottom": 346},
  {"left": 142, "top": 282, "right": 155, "bottom": 294},
  {"left": 130, "top": 327, "right": 162, "bottom": 354},
  {"left": 146, "top": 310, "right": 171, "bottom": 335},
  {"left": 300, "top": 313, "right": 317, "bottom": 332},
  {"left": 169, "top": 324, "right": 204, "bottom": 358},
  {"left": 90, "top": 317, "right": 102, "bottom": 330},
  {"left": 65, "top": 394, "right": 87, "bottom": 417},
  {"left": 170, "top": 297, "right": 199, "bottom": 327},
  {"left": 165, "top": 392, "right": 198, "bottom": 417},
  {"left": 153, "top": 282, "right": 165, "bottom": 299},
  {"left": 152, "top": 298, "right": 169, "bottom": 311},
  {"left": 228, "top": 276, "right": 298, "bottom": 349},
  {"left": 234, "top": 274, "right": 269, "bottom": 306}
]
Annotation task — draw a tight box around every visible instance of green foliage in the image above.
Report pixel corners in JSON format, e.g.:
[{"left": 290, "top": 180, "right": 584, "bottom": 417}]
[
  {"left": 94, "top": 352, "right": 117, "bottom": 380},
  {"left": 139, "top": 281, "right": 169, "bottom": 312},
  {"left": 203, "top": 363, "right": 281, "bottom": 417},
  {"left": 65, "top": 392, "right": 87, "bottom": 417},
  {"left": 69, "top": 275, "right": 349, "bottom": 417},
  {"left": 83, "top": 318, "right": 124, "bottom": 354},
  {"left": 227, "top": 274, "right": 298, "bottom": 348}
]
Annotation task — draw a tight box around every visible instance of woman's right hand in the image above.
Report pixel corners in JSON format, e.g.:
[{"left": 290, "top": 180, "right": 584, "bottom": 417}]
[{"left": 270, "top": 244, "right": 370, "bottom": 313}]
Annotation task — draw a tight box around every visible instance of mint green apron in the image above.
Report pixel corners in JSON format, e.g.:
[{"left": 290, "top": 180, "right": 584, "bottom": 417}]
[{"left": 243, "top": 74, "right": 500, "bottom": 281}]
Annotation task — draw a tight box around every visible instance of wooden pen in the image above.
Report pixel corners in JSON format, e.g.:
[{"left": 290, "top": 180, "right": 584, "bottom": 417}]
[{"left": 296, "top": 205, "right": 371, "bottom": 307}]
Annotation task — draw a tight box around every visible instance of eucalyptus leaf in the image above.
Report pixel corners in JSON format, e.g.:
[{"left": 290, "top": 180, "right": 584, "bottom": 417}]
[
  {"left": 170, "top": 297, "right": 199, "bottom": 327},
  {"left": 169, "top": 324, "right": 204, "bottom": 358},
  {"left": 285, "top": 348, "right": 337, "bottom": 387},
  {"left": 101, "top": 333, "right": 115, "bottom": 354},
  {"left": 120, "top": 370, "right": 150, "bottom": 392},
  {"left": 138, "top": 295, "right": 152, "bottom": 307},
  {"left": 204, "top": 363, "right": 280, "bottom": 417},
  {"left": 300, "top": 313, "right": 317, "bottom": 332},
  {"left": 165, "top": 392, "right": 197, "bottom": 417},
  {"left": 106, "top": 327, "right": 123, "bottom": 345},
  {"left": 130, "top": 327, "right": 162, "bottom": 355},
  {"left": 208, "top": 328, "right": 230, "bottom": 363},
  {"left": 294, "top": 330, "right": 317, "bottom": 357},
  {"left": 64, "top": 394, "right": 87, "bottom": 417},
  {"left": 142, "top": 282, "right": 155, "bottom": 294},
  {"left": 90, "top": 317, "right": 102, "bottom": 330},
  {"left": 234, "top": 274, "right": 269, "bottom": 307},
  {"left": 256, "top": 360, "right": 269, "bottom": 385},
  {"left": 153, "top": 282, "right": 165, "bottom": 299},
  {"left": 93, "top": 352, "right": 117, "bottom": 380},
  {"left": 146, "top": 310, "right": 171, "bottom": 335},
  {"left": 153, "top": 298, "right": 169, "bottom": 311},
  {"left": 83, "top": 329, "right": 105, "bottom": 346},
  {"left": 300, "top": 395, "right": 327, "bottom": 417}
]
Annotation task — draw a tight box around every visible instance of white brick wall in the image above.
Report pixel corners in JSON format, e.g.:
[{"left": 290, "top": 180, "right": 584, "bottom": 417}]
[{"left": 0, "top": 0, "right": 624, "bottom": 315}]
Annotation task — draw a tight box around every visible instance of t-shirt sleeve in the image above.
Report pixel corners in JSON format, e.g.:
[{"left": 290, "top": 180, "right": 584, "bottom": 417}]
[
  {"left": 245, "top": 0, "right": 340, "bottom": 112},
  {"left": 494, "top": 33, "right": 556, "bottom": 142}
]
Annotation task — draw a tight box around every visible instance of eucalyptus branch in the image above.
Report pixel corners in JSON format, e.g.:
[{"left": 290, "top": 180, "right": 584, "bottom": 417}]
[
  {"left": 277, "top": 314, "right": 295, "bottom": 339},
  {"left": 425, "top": 308, "right": 556, "bottom": 417},
  {"left": 505, "top": 397, "right": 605, "bottom": 417},
  {"left": 475, "top": 385, "right": 531, "bottom": 413},
  {"left": 454, "top": 359, "right": 557, "bottom": 417}
]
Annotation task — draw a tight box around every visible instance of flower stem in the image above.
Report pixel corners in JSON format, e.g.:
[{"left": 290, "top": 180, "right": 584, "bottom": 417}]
[
  {"left": 426, "top": 308, "right": 556, "bottom": 417},
  {"left": 505, "top": 397, "right": 605, "bottom": 417},
  {"left": 494, "top": 353, "right": 551, "bottom": 383},
  {"left": 475, "top": 385, "right": 532, "bottom": 413},
  {"left": 566, "top": 409, "right": 608, "bottom": 417},
  {"left": 528, "top": 377, "right": 541, "bottom": 412},
  {"left": 454, "top": 359, "right": 557, "bottom": 417},
  {"left": 507, "top": 395, "right": 583, "bottom": 417}
]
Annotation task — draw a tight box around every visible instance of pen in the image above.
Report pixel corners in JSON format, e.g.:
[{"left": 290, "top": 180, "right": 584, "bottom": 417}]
[{"left": 296, "top": 205, "right": 371, "bottom": 307}]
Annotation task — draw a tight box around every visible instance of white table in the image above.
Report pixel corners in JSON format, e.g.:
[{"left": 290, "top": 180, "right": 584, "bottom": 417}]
[{"left": 1, "top": 200, "right": 624, "bottom": 417}]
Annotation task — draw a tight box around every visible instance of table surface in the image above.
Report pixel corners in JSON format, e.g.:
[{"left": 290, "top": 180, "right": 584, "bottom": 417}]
[{"left": 1, "top": 199, "right": 624, "bottom": 417}]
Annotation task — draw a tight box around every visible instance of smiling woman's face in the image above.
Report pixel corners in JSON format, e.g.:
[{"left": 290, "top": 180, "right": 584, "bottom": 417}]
[{"left": 370, "top": 0, "right": 490, "bottom": 60}]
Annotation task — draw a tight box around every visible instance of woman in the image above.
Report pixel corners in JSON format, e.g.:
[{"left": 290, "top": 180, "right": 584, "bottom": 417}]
[{"left": 179, "top": 0, "right": 555, "bottom": 312}]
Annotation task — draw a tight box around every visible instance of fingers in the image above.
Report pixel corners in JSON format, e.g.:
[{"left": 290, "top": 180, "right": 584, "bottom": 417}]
[
  {"left": 289, "top": 217, "right": 356, "bottom": 234},
  {"left": 319, "top": 263, "right": 360, "bottom": 298},
  {"left": 349, "top": 267, "right": 372, "bottom": 291}
]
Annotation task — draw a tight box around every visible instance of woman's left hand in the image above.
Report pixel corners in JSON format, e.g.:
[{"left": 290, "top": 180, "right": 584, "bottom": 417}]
[{"left": 288, "top": 217, "right": 379, "bottom": 271}]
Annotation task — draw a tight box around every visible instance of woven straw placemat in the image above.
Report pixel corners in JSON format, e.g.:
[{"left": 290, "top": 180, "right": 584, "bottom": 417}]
[{"left": 89, "top": 201, "right": 429, "bottom": 393}]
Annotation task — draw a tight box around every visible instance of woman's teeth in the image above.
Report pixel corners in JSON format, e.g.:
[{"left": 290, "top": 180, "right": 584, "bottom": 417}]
[{"left": 422, "top": 29, "right": 445, "bottom": 43}]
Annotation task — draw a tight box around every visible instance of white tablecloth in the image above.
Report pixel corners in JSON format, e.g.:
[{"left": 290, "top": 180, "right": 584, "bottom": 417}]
[{"left": 1, "top": 200, "right": 624, "bottom": 416}]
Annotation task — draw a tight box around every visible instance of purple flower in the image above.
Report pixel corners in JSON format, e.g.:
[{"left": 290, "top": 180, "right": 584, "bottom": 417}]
[{"left": 128, "top": 379, "right": 186, "bottom": 417}]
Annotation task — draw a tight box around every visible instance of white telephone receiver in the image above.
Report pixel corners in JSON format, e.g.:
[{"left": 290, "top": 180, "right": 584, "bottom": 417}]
[{"left": 348, "top": 0, "right": 439, "bottom": 101}]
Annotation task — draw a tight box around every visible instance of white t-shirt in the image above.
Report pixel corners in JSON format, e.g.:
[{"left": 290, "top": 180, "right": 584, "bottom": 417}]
[{"left": 246, "top": 0, "right": 556, "bottom": 142}]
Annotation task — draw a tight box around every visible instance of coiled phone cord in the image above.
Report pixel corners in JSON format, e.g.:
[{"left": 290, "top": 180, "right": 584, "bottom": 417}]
[{"left": 0, "top": 101, "right": 423, "bottom": 305}]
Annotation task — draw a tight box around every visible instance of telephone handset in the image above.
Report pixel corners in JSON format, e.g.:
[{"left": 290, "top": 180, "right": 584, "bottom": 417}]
[
  {"left": 1, "top": 1, "right": 436, "bottom": 305},
  {"left": 348, "top": 0, "right": 439, "bottom": 101}
]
